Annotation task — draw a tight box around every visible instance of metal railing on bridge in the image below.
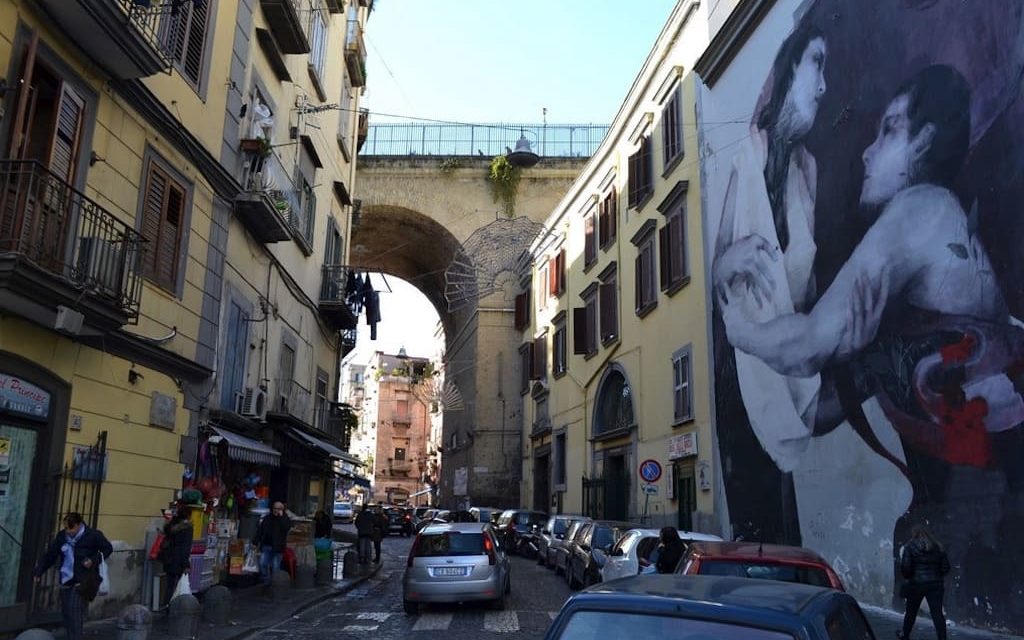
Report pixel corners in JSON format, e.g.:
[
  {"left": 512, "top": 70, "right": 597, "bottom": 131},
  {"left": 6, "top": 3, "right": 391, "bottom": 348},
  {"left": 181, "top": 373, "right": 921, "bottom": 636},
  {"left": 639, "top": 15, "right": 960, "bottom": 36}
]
[{"left": 360, "top": 123, "right": 609, "bottom": 158}]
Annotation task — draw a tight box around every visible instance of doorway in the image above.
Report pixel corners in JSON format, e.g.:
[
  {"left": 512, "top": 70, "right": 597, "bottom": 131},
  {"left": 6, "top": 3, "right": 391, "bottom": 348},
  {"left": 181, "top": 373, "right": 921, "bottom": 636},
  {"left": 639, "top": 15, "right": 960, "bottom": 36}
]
[
  {"left": 533, "top": 452, "right": 549, "bottom": 513},
  {"left": 676, "top": 460, "right": 696, "bottom": 531}
]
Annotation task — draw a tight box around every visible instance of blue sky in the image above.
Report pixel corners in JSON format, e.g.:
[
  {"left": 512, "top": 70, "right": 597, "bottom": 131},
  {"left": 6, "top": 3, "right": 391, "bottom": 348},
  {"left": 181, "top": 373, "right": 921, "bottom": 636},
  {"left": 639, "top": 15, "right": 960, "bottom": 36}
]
[{"left": 348, "top": 1, "right": 676, "bottom": 364}]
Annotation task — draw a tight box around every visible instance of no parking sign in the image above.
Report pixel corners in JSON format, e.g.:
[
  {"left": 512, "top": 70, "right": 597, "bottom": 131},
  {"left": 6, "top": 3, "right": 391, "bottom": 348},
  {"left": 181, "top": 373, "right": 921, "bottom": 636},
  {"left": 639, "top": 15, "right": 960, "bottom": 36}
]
[{"left": 638, "top": 459, "right": 662, "bottom": 483}]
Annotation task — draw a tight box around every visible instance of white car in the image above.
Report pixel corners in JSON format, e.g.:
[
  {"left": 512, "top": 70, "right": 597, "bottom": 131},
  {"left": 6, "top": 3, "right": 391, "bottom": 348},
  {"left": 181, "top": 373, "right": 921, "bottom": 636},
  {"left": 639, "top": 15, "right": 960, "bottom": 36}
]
[{"left": 601, "top": 528, "right": 723, "bottom": 581}]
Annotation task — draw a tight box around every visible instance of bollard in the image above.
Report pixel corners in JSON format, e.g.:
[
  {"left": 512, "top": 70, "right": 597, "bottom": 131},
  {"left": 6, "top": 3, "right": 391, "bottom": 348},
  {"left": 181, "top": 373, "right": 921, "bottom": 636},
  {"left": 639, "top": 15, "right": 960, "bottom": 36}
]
[
  {"left": 201, "top": 585, "right": 232, "bottom": 625},
  {"left": 294, "top": 564, "right": 315, "bottom": 589},
  {"left": 168, "top": 593, "right": 201, "bottom": 639},
  {"left": 315, "top": 556, "right": 333, "bottom": 585},
  {"left": 342, "top": 550, "right": 358, "bottom": 578},
  {"left": 14, "top": 630, "right": 55, "bottom": 640},
  {"left": 116, "top": 604, "right": 152, "bottom": 640},
  {"left": 270, "top": 568, "right": 291, "bottom": 592}
]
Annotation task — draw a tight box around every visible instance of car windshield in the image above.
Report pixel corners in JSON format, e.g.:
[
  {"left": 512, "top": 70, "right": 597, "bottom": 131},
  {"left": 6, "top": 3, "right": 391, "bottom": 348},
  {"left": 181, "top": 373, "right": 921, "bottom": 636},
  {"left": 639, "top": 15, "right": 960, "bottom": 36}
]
[
  {"left": 699, "top": 560, "right": 831, "bottom": 587},
  {"left": 593, "top": 527, "right": 616, "bottom": 549},
  {"left": 553, "top": 519, "right": 570, "bottom": 535},
  {"left": 556, "top": 610, "right": 793, "bottom": 640},
  {"left": 415, "top": 532, "right": 486, "bottom": 557}
]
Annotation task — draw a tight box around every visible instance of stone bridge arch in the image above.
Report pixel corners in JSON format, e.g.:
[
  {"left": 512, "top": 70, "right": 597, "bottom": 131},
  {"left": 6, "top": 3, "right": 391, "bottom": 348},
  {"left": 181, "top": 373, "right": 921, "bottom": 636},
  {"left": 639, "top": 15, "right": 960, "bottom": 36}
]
[{"left": 353, "top": 156, "right": 588, "bottom": 507}]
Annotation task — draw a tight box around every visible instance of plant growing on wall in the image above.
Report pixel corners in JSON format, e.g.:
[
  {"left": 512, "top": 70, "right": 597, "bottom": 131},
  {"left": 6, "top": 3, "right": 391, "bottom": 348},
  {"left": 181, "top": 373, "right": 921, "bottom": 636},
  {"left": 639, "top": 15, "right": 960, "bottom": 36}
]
[
  {"left": 439, "top": 157, "right": 461, "bottom": 175},
  {"left": 488, "top": 155, "right": 521, "bottom": 217}
]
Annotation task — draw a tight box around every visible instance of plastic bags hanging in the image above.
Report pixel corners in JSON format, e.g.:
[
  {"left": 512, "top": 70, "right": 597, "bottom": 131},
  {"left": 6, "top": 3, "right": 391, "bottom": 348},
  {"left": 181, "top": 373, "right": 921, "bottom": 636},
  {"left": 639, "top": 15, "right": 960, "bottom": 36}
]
[{"left": 172, "top": 574, "right": 192, "bottom": 599}]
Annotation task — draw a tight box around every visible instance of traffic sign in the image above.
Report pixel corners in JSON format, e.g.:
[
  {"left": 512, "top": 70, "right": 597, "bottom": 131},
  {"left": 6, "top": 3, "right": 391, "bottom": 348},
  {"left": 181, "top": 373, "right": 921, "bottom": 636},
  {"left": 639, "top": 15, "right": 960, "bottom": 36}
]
[
  {"left": 642, "top": 483, "right": 658, "bottom": 495},
  {"left": 639, "top": 459, "right": 662, "bottom": 483}
]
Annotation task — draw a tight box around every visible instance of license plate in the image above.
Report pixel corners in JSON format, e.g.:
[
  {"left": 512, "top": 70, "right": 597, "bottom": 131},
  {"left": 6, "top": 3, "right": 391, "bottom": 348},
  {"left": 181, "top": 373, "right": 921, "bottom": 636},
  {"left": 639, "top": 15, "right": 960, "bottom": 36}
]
[{"left": 433, "top": 566, "right": 467, "bottom": 577}]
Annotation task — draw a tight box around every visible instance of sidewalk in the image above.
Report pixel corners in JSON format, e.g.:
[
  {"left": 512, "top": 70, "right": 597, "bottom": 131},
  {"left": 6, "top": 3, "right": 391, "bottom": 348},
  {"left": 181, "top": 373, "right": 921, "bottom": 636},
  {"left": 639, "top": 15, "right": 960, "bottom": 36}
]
[
  {"left": 860, "top": 603, "right": 1024, "bottom": 640},
  {"left": 59, "top": 560, "right": 382, "bottom": 640}
]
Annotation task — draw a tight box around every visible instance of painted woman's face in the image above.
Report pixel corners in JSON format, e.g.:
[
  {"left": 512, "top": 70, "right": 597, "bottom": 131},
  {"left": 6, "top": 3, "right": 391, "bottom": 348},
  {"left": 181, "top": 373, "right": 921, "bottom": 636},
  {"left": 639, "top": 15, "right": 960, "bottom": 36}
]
[
  {"left": 860, "top": 94, "right": 915, "bottom": 206},
  {"left": 782, "top": 37, "right": 827, "bottom": 139}
]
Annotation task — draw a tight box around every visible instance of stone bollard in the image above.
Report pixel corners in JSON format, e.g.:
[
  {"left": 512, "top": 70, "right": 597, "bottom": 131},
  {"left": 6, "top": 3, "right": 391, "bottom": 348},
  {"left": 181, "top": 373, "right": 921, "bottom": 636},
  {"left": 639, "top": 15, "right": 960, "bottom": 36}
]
[
  {"left": 168, "top": 593, "right": 201, "bottom": 639},
  {"left": 116, "top": 604, "right": 152, "bottom": 640},
  {"left": 342, "top": 550, "right": 358, "bottom": 578},
  {"left": 294, "top": 564, "right": 315, "bottom": 589},
  {"left": 270, "top": 568, "right": 291, "bottom": 591},
  {"left": 14, "top": 630, "right": 55, "bottom": 640},
  {"left": 315, "top": 556, "right": 333, "bottom": 585},
  {"left": 201, "top": 585, "right": 232, "bottom": 625}
]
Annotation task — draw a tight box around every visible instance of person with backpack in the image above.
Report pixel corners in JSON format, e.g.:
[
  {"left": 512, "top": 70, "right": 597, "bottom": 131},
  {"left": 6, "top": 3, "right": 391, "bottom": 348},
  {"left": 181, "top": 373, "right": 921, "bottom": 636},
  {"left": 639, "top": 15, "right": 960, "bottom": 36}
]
[{"left": 899, "top": 524, "right": 951, "bottom": 640}]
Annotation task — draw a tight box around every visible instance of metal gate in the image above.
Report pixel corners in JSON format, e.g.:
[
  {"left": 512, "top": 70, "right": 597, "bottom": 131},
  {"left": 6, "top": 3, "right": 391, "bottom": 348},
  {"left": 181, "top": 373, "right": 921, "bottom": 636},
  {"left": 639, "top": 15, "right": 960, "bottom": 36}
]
[
  {"left": 31, "top": 431, "right": 107, "bottom": 620},
  {"left": 581, "top": 469, "right": 629, "bottom": 521}
]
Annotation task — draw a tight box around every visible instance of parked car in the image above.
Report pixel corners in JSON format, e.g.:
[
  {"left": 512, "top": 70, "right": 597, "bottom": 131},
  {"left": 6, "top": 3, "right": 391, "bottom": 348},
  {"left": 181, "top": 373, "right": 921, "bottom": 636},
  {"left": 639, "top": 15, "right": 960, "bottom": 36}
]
[
  {"left": 494, "top": 509, "right": 548, "bottom": 552},
  {"left": 602, "top": 528, "right": 723, "bottom": 581},
  {"left": 332, "top": 501, "right": 354, "bottom": 523},
  {"left": 469, "top": 506, "right": 502, "bottom": 524},
  {"left": 676, "top": 541, "right": 846, "bottom": 590},
  {"left": 566, "top": 520, "right": 636, "bottom": 589},
  {"left": 402, "top": 522, "right": 511, "bottom": 614},
  {"left": 538, "top": 515, "right": 586, "bottom": 569},
  {"left": 552, "top": 519, "right": 591, "bottom": 576},
  {"left": 384, "top": 506, "right": 414, "bottom": 536},
  {"left": 543, "top": 574, "right": 876, "bottom": 640}
]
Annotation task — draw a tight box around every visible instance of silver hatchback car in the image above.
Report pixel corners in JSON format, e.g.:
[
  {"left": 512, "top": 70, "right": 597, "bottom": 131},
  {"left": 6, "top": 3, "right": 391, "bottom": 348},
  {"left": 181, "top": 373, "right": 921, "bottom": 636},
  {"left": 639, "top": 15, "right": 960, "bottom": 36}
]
[{"left": 402, "top": 522, "right": 511, "bottom": 614}]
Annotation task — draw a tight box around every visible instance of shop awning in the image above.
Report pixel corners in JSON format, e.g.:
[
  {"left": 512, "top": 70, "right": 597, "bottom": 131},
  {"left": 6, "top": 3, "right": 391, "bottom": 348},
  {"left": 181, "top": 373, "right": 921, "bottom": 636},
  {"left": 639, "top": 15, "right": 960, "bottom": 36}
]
[
  {"left": 291, "top": 428, "right": 346, "bottom": 459},
  {"left": 211, "top": 426, "right": 281, "bottom": 467},
  {"left": 350, "top": 475, "right": 371, "bottom": 489}
]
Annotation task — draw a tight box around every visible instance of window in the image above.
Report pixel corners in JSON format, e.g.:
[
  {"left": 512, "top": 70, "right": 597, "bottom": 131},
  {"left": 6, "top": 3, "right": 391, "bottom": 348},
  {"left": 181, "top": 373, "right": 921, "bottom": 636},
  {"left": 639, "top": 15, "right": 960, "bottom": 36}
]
[
  {"left": 662, "top": 87, "right": 683, "bottom": 169},
  {"left": 549, "top": 249, "right": 567, "bottom": 297},
  {"left": 672, "top": 345, "right": 693, "bottom": 423},
  {"left": 627, "top": 135, "right": 653, "bottom": 209},
  {"left": 514, "top": 288, "right": 530, "bottom": 331},
  {"left": 631, "top": 220, "right": 658, "bottom": 316},
  {"left": 599, "top": 188, "right": 617, "bottom": 249},
  {"left": 583, "top": 206, "right": 597, "bottom": 268},
  {"left": 162, "top": 0, "right": 210, "bottom": 89},
  {"left": 396, "top": 397, "right": 409, "bottom": 418},
  {"left": 309, "top": 8, "right": 328, "bottom": 82},
  {"left": 314, "top": 369, "right": 329, "bottom": 431},
  {"left": 573, "top": 283, "right": 598, "bottom": 357},
  {"left": 394, "top": 447, "right": 406, "bottom": 461},
  {"left": 599, "top": 264, "right": 618, "bottom": 345},
  {"left": 537, "top": 262, "right": 550, "bottom": 310},
  {"left": 532, "top": 330, "right": 548, "bottom": 380},
  {"left": 594, "top": 369, "right": 634, "bottom": 437},
  {"left": 554, "top": 432, "right": 567, "bottom": 488},
  {"left": 301, "top": 177, "right": 316, "bottom": 243},
  {"left": 552, "top": 313, "right": 567, "bottom": 377},
  {"left": 220, "top": 298, "right": 250, "bottom": 410},
  {"left": 279, "top": 343, "right": 296, "bottom": 385},
  {"left": 658, "top": 183, "right": 690, "bottom": 293},
  {"left": 519, "top": 342, "right": 533, "bottom": 394},
  {"left": 140, "top": 161, "right": 187, "bottom": 292}
]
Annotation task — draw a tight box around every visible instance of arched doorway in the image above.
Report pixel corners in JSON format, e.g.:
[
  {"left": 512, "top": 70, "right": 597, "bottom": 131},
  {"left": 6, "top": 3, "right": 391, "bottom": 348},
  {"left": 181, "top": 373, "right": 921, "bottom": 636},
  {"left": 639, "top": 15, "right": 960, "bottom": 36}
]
[{"left": 584, "top": 366, "right": 636, "bottom": 521}]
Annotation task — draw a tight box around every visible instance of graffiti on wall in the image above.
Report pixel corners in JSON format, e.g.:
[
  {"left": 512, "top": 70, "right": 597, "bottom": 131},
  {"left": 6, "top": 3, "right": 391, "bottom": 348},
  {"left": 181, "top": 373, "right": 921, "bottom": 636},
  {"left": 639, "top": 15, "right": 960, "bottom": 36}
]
[{"left": 702, "top": 0, "right": 1024, "bottom": 629}]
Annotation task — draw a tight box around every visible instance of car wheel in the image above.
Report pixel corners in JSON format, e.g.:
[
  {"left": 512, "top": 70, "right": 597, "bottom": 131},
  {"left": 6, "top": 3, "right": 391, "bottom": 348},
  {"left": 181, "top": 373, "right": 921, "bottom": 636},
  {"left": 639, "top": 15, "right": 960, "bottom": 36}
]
[{"left": 403, "top": 599, "right": 418, "bottom": 615}]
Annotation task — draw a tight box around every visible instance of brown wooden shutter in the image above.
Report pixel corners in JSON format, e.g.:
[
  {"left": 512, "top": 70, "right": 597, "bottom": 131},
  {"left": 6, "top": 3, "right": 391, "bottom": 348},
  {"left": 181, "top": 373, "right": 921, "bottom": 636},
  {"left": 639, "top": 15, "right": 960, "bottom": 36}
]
[
  {"left": 181, "top": 1, "right": 209, "bottom": 85},
  {"left": 159, "top": 181, "right": 185, "bottom": 289},
  {"left": 597, "top": 202, "right": 607, "bottom": 248},
  {"left": 48, "top": 84, "right": 85, "bottom": 183},
  {"left": 514, "top": 292, "right": 528, "bottom": 330},
  {"left": 584, "top": 213, "right": 596, "bottom": 265},
  {"left": 606, "top": 188, "right": 617, "bottom": 243},
  {"left": 670, "top": 213, "right": 685, "bottom": 281},
  {"left": 556, "top": 249, "right": 566, "bottom": 295},
  {"left": 599, "top": 282, "right": 617, "bottom": 342},
  {"left": 547, "top": 256, "right": 558, "bottom": 297},
  {"left": 141, "top": 167, "right": 167, "bottom": 281},
  {"left": 572, "top": 307, "right": 588, "bottom": 354},
  {"left": 659, "top": 225, "right": 670, "bottom": 290},
  {"left": 532, "top": 333, "right": 547, "bottom": 379},
  {"left": 628, "top": 150, "right": 640, "bottom": 208}
]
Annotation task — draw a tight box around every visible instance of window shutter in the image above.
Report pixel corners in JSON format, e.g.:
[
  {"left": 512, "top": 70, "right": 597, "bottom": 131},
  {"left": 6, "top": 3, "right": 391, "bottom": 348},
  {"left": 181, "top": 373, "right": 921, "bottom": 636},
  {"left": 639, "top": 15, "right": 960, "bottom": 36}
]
[
  {"left": 48, "top": 84, "right": 85, "bottom": 183},
  {"left": 141, "top": 167, "right": 167, "bottom": 281},
  {"left": 556, "top": 249, "right": 566, "bottom": 295},
  {"left": 628, "top": 150, "right": 640, "bottom": 208},
  {"left": 659, "top": 225, "right": 670, "bottom": 290},
  {"left": 634, "top": 255, "right": 643, "bottom": 311},
  {"left": 158, "top": 182, "right": 184, "bottom": 289},
  {"left": 584, "top": 214, "right": 596, "bottom": 265},
  {"left": 182, "top": 1, "right": 209, "bottom": 85},
  {"left": 548, "top": 256, "right": 558, "bottom": 297},
  {"left": 514, "top": 292, "right": 528, "bottom": 330},
  {"left": 597, "top": 203, "right": 607, "bottom": 248},
  {"left": 606, "top": 188, "right": 617, "bottom": 243},
  {"left": 672, "top": 214, "right": 686, "bottom": 280},
  {"left": 532, "top": 334, "right": 547, "bottom": 379},
  {"left": 572, "top": 307, "right": 588, "bottom": 354},
  {"left": 599, "top": 282, "right": 617, "bottom": 342}
]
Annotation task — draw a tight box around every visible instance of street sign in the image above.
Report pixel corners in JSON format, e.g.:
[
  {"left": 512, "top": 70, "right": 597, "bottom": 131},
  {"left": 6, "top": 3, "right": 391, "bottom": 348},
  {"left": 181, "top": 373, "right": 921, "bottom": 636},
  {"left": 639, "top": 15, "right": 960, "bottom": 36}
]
[
  {"left": 642, "top": 483, "right": 658, "bottom": 495},
  {"left": 639, "top": 459, "right": 662, "bottom": 483}
]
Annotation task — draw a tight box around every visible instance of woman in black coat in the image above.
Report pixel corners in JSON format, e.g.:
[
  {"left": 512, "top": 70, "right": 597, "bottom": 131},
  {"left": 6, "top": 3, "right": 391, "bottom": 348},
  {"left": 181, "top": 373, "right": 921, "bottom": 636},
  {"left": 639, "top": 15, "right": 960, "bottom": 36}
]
[
  {"left": 159, "top": 509, "right": 193, "bottom": 605},
  {"left": 899, "top": 524, "right": 950, "bottom": 640},
  {"left": 655, "top": 526, "right": 686, "bottom": 574}
]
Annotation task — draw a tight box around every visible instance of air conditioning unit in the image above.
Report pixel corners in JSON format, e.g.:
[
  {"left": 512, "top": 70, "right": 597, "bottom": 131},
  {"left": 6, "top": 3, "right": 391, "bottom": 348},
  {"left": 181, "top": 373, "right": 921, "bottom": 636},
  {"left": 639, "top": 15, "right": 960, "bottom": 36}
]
[
  {"left": 77, "top": 237, "right": 122, "bottom": 296},
  {"left": 237, "top": 387, "right": 267, "bottom": 421}
]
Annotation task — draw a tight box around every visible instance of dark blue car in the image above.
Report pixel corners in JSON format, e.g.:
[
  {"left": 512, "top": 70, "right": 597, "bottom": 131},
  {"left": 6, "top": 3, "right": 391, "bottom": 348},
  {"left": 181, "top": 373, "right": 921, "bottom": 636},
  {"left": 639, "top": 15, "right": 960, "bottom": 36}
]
[{"left": 544, "top": 574, "right": 875, "bottom": 640}]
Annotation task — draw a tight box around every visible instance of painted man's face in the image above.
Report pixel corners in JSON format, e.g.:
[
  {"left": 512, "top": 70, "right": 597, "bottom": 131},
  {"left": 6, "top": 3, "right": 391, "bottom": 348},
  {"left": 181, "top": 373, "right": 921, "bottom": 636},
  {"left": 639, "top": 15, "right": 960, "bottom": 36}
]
[
  {"left": 782, "top": 37, "right": 827, "bottom": 139},
  {"left": 860, "top": 94, "right": 916, "bottom": 206}
]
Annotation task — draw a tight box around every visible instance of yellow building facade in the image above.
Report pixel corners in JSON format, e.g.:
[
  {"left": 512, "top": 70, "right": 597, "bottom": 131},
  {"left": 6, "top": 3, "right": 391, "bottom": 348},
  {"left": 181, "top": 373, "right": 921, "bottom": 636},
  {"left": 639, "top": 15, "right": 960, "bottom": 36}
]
[
  {"left": 0, "top": 0, "right": 369, "bottom": 630},
  {"left": 519, "top": 0, "right": 720, "bottom": 532}
]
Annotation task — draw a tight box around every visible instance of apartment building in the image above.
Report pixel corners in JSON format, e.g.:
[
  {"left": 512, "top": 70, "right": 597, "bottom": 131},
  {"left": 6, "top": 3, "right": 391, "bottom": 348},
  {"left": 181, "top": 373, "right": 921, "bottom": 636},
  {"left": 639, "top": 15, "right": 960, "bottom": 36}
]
[{"left": 0, "top": 0, "right": 370, "bottom": 628}]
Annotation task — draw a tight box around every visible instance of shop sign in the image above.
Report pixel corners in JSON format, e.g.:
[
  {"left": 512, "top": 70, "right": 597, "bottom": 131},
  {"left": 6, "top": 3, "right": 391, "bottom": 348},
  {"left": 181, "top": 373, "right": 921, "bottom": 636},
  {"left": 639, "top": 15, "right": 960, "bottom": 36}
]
[
  {"left": 0, "top": 373, "right": 51, "bottom": 421},
  {"left": 669, "top": 432, "right": 698, "bottom": 460}
]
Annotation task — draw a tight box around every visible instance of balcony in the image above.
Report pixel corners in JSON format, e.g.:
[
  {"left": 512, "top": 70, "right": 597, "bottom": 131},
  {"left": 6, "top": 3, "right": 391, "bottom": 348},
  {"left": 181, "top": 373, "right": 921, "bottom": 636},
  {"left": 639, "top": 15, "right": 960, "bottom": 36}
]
[
  {"left": 274, "top": 379, "right": 312, "bottom": 424},
  {"left": 345, "top": 20, "right": 367, "bottom": 87},
  {"left": 259, "top": 0, "right": 311, "bottom": 54},
  {"left": 340, "top": 328, "right": 357, "bottom": 359},
  {"left": 392, "top": 412, "right": 412, "bottom": 425},
  {"left": 235, "top": 149, "right": 292, "bottom": 244},
  {"left": 389, "top": 459, "right": 413, "bottom": 474},
  {"left": 0, "top": 160, "right": 144, "bottom": 329},
  {"left": 324, "top": 0, "right": 344, "bottom": 13},
  {"left": 356, "top": 109, "right": 370, "bottom": 153},
  {"left": 319, "top": 265, "right": 360, "bottom": 332},
  {"left": 34, "top": 0, "right": 178, "bottom": 79}
]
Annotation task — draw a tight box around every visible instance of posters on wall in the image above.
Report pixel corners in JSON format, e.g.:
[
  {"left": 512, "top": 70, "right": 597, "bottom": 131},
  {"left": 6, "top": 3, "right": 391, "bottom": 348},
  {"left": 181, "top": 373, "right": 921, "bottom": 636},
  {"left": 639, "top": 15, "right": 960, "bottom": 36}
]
[{"left": 701, "top": 0, "right": 1024, "bottom": 630}]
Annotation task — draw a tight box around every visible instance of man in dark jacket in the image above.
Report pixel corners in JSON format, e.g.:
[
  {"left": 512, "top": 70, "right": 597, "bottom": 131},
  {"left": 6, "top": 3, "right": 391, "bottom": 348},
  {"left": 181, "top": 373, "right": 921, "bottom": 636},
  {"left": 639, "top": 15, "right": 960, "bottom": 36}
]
[
  {"left": 899, "top": 525, "right": 950, "bottom": 640},
  {"left": 253, "top": 502, "right": 291, "bottom": 586},
  {"left": 372, "top": 505, "right": 388, "bottom": 562},
  {"left": 354, "top": 504, "right": 375, "bottom": 563},
  {"left": 158, "top": 508, "right": 193, "bottom": 606},
  {"left": 33, "top": 512, "right": 113, "bottom": 640},
  {"left": 655, "top": 527, "right": 686, "bottom": 574}
]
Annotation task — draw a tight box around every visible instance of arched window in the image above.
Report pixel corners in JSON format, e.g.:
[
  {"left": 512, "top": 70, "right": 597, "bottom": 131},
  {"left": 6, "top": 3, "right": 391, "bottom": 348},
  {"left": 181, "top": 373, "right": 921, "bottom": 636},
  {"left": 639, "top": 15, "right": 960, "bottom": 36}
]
[{"left": 593, "top": 368, "right": 635, "bottom": 438}]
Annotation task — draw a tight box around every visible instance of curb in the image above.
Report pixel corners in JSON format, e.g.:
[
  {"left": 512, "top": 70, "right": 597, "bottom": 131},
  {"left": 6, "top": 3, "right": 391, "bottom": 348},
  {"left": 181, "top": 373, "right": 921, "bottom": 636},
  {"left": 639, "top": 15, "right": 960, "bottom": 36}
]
[{"left": 223, "top": 561, "right": 383, "bottom": 640}]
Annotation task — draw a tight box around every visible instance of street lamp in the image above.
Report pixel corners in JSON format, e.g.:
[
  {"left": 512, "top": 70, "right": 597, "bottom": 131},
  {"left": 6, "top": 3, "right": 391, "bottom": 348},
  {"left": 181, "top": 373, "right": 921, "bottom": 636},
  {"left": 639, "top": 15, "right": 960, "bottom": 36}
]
[{"left": 506, "top": 131, "right": 540, "bottom": 168}]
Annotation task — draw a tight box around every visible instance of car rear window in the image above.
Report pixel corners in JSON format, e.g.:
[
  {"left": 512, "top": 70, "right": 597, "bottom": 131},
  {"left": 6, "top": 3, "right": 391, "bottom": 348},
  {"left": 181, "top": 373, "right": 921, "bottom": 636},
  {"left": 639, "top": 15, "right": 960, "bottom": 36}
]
[
  {"left": 553, "top": 519, "right": 570, "bottom": 535},
  {"left": 699, "top": 560, "right": 831, "bottom": 587},
  {"left": 593, "top": 527, "right": 617, "bottom": 549},
  {"left": 415, "top": 532, "right": 486, "bottom": 557},
  {"left": 556, "top": 610, "right": 794, "bottom": 640}
]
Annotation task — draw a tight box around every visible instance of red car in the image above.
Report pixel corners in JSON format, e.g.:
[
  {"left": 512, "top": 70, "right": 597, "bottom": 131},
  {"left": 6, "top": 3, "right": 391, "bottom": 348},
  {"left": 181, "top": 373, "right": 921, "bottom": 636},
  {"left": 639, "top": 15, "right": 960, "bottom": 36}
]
[{"left": 676, "top": 541, "right": 845, "bottom": 591}]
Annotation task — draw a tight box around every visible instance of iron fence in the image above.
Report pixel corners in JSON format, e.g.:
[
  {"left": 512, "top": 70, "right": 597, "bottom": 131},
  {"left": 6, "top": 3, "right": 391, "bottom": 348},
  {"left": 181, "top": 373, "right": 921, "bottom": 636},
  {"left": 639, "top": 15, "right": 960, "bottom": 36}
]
[{"left": 361, "top": 123, "right": 609, "bottom": 158}]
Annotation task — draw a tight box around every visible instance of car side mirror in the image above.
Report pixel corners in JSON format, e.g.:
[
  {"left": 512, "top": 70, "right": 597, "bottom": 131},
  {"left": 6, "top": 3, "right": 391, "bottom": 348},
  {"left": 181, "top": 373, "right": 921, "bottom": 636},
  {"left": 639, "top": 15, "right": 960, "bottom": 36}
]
[{"left": 610, "top": 548, "right": 624, "bottom": 557}]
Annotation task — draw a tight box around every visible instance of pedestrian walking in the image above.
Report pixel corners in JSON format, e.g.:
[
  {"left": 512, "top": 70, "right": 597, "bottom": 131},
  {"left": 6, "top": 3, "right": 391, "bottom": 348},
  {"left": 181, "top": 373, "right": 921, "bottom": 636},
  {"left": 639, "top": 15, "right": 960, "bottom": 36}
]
[
  {"left": 313, "top": 509, "right": 332, "bottom": 539},
  {"left": 372, "top": 505, "right": 388, "bottom": 562},
  {"left": 354, "top": 504, "right": 375, "bottom": 563},
  {"left": 655, "top": 527, "right": 686, "bottom": 574},
  {"left": 253, "top": 502, "right": 291, "bottom": 587},
  {"left": 158, "top": 506, "right": 193, "bottom": 607},
  {"left": 32, "top": 512, "right": 113, "bottom": 640},
  {"left": 899, "top": 524, "right": 950, "bottom": 640}
]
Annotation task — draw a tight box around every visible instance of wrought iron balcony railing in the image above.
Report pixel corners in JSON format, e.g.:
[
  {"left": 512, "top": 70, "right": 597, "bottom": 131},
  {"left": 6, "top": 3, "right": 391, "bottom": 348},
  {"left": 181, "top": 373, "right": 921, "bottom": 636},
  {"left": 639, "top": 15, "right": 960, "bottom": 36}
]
[
  {"left": 361, "top": 122, "right": 610, "bottom": 158},
  {"left": 259, "top": 0, "right": 311, "bottom": 54},
  {"left": 0, "top": 160, "right": 144, "bottom": 322},
  {"left": 274, "top": 378, "right": 312, "bottom": 424},
  {"left": 319, "top": 264, "right": 361, "bottom": 332},
  {"left": 235, "top": 150, "right": 293, "bottom": 243}
]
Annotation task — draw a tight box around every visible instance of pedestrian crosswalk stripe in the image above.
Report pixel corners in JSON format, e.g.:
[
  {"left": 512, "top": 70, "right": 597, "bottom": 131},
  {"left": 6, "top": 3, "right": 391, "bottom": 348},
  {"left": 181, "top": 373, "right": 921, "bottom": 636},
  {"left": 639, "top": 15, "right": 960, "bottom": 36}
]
[
  {"left": 411, "top": 612, "right": 453, "bottom": 631},
  {"left": 357, "top": 612, "right": 393, "bottom": 622},
  {"left": 483, "top": 610, "right": 520, "bottom": 633},
  {"left": 341, "top": 624, "right": 379, "bottom": 631}
]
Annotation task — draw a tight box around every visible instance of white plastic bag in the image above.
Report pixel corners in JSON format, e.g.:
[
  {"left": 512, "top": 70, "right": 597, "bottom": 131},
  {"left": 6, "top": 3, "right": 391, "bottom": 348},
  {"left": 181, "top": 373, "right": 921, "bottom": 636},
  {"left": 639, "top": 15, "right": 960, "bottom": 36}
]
[
  {"left": 172, "top": 574, "right": 191, "bottom": 599},
  {"left": 242, "top": 548, "right": 259, "bottom": 574},
  {"left": 98, "top": 556, "right": 110, "bottom": 596}
]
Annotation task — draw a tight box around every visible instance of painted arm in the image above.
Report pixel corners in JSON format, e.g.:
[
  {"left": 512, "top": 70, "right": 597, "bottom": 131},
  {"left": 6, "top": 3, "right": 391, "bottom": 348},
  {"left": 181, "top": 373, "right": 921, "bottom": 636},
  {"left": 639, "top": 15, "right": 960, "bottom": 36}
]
[{"left": 712, "top": 167, "right": 778, "bottom": 306}]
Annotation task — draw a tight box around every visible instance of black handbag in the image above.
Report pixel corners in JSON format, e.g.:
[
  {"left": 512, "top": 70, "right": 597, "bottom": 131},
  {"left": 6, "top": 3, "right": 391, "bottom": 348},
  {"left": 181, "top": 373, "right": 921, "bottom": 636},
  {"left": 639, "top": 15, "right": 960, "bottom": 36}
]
[{"left": 77, "top": 567, "right": 101, "bottom": 602}]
